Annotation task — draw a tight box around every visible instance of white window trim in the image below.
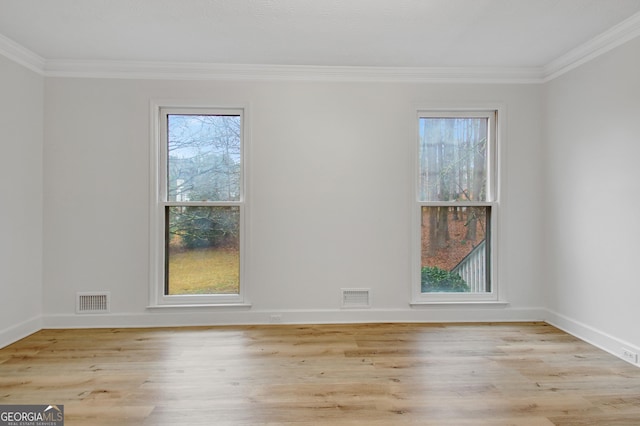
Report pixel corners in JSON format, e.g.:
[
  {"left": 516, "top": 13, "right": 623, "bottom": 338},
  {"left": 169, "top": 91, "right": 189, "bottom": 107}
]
[
  {"left": 411, "top": 105, "right": 506, "bottom": 305},
  {"left": 149, "top": 100, "right": 251, "bottom": 307}
]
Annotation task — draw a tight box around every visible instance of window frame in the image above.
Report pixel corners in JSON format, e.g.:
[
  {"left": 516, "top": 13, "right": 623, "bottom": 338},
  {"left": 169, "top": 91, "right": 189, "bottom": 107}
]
[
  {"left": 149, "top": 102, "right": 250, "bottom": 307},
  {"left": 411, "top": 107, "right": 504, "bottom": 305}
]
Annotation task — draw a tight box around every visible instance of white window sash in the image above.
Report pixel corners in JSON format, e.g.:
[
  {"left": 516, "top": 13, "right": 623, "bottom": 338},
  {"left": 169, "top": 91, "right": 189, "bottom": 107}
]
[
  {"left": 412, "top": 107, "right": 504, "bottom": 304},
  {"left": 149, "top": 101, "right": 250, "bottom": 307}
]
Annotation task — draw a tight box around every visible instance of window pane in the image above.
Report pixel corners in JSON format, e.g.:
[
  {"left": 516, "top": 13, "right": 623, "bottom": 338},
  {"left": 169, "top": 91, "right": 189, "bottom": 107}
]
[
  {"left": 167, "top": 114, "right": 241, "bottom": 202},
  {"left": 166, "top": 206, "right": 240, "bottom": 295},
  {"left": 418, "top": 117, "right": 488, "bottom": 202},
  {"left": 421, "top": 206, "right": 490, "bottom": 293}
]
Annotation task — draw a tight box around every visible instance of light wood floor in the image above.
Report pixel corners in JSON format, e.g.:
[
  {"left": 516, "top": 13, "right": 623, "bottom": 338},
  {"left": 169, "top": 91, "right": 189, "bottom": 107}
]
[{"left": 1, "top": 323, "right": 640, "bottom": 425}]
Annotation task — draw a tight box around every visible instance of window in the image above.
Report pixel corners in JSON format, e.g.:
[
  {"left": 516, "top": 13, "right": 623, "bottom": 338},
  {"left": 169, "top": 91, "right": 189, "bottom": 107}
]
[
  {"left": 413, "top": 110, "right": 498, "bottom": 303},
  {"left": 151, "top": 105, "right": 247, "bottom": 306}
]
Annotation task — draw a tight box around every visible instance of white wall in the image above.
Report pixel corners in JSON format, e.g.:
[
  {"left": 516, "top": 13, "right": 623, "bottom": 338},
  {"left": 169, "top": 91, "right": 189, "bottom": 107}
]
[
  {"left": 0, "top": 26, "right": 635, "bottom": 363},
  {"left": 42, "top": 78, "right": 545, "bottom": 326},
  {"left": 544, "top": 37, "right": 640, "bottom": 354},
  {"left": 0, "top": 55, "right": 44, "bottom": 346}
]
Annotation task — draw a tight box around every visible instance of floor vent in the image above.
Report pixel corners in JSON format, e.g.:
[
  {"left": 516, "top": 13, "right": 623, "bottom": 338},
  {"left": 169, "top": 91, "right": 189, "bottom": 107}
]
[
  {"left": 341, "top": 288, "right": 371, "bottom": 308},
  {"left": 76, "top": 292, "right": 110, "bottom": 314}
]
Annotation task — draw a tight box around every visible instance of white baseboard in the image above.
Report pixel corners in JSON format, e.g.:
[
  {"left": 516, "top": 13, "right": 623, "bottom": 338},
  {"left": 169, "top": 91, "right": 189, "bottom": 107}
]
[
  {"left": 42, "top": 306, "right": 547, "bottom": 329},
  {"left": 545, "top": 309, "right": 640, "bottom": 367},
  {"left": 0, "top": 316, "right": 42, "bottom": 349}
]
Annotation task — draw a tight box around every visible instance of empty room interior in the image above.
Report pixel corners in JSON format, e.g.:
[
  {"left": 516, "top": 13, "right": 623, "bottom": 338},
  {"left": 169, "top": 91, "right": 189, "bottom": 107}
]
[{"left": 1, "top": 1, "right": 640, "bottom": 424}]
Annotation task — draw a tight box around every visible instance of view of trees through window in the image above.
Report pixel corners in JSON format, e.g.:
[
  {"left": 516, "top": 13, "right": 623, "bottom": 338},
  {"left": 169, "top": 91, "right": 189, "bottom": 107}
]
[
  {"left": 419, "top": 116, "right": 492, "bottom": 293},
  {"left": 165, "top": 114, "right": 241, "bottom": 295}
]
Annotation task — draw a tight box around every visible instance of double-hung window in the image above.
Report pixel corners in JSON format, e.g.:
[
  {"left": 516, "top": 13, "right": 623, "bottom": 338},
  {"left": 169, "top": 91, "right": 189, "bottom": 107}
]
[
  {"left": 413, "top": 110, "right": 499, "bottom": 303},
  {"left": 151, "top": 104, "right": 247, "bottom": 306}
]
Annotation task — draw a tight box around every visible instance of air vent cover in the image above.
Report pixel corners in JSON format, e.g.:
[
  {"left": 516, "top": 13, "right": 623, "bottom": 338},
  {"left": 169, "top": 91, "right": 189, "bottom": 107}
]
[
  {"left": 76, "top": 292, "right": 110, "bottom": 314},
  {"left": 341, "top": 288, "right": 371, "bottom": 308}
]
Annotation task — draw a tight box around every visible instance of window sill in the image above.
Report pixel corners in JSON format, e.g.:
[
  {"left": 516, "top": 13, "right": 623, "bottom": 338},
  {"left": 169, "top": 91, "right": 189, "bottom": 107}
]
[
  {"left": 147, "top": 303, "right": 252, "bottom": 309},
  {"left": 410, "top": 300, "right": 509, "bottom": 307}
]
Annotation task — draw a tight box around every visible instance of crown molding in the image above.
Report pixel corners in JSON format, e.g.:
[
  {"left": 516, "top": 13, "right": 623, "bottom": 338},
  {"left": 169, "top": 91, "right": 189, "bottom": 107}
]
[
  {"left": 543, "top": 11, "right": 640, "bottom": 82},
  {"left": 2, "top": 11, "right": 640, "bottom": 84},
  {"left": 0, "top": 33, "right": 45, "bottom": 74},
  {"left": 43, "top": 60, "right": 544, "bottom": 83}
]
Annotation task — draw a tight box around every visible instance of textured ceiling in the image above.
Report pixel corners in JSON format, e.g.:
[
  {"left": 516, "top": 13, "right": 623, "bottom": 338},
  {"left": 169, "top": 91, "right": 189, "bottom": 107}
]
[{"left": 0, "top": 0, "right": 639, "bottom": 68}]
